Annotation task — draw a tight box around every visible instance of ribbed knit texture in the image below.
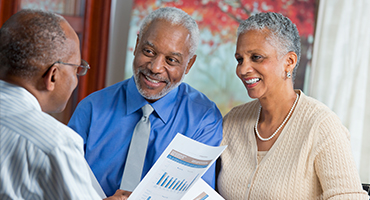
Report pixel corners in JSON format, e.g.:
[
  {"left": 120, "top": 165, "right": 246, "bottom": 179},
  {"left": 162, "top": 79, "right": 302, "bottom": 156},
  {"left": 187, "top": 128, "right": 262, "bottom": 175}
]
[{"left": 217, "top": 91, "right": 368, "bottom": 200}]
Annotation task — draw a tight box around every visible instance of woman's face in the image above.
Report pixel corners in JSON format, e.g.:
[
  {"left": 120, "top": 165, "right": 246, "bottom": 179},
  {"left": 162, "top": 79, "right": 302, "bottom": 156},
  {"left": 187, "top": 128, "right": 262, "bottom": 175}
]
[{"left": 235, "top": 29, "right": 288, "bottom": 100}]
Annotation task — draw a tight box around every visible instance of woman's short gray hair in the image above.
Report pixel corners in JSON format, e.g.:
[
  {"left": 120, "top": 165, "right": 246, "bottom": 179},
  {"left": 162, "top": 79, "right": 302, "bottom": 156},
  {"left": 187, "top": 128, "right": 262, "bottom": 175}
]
[
  {"left": 138, "top": 7, "right": 200, "bottom": 58},
  {"left": 237, "top": 12, "right": 301, "bottom": 79}
]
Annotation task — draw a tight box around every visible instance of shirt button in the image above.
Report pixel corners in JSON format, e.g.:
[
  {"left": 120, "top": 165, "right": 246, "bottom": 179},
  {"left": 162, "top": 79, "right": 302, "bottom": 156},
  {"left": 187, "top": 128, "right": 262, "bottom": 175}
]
[{"left": 248, "top": 184, "right": 251, "bottom": 188}]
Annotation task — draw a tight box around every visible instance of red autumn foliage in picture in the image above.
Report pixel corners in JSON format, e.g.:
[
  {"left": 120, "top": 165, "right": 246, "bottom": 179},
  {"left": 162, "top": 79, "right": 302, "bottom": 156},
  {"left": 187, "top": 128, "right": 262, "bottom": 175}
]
[{"left": 133, "top": 0, "right": 316, "bottom": 43}]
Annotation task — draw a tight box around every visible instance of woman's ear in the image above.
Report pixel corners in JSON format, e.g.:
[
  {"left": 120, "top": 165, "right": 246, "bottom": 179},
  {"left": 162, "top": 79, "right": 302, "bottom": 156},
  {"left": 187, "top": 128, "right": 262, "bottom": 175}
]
[
  {"left": 285, "top": 51, "right": 298, "bottom": 73},
  {"left": 43, "top": 65, "right": 58, "bottom": 91}
]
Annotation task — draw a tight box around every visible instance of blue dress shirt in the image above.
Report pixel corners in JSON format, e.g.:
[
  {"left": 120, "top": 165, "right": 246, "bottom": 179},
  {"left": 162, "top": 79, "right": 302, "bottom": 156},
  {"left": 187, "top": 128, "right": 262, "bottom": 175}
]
[{"left": 68, "top": 76, "right": 223, "bottom": 196}]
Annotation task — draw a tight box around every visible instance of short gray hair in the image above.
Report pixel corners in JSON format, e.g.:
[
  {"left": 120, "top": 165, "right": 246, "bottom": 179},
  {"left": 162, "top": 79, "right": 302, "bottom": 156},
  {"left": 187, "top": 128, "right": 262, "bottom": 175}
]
[
  {"left": 237, "top": 12, "right": 301, "bottom": 79},
  {"left": 0, "top": 9, "right": 67, "bottom": 78},
  {"left": 138, "top": 7, "right": 200, "bottom": 58}
]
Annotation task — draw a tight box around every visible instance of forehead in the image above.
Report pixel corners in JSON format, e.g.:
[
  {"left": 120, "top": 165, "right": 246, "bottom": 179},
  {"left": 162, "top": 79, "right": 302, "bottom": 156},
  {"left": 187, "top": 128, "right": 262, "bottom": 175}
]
[
  {"left": 236, "top": 29, "right": 276, "bottom": 52},
  {"left": 140, "top": 20, "right": 191, "bottom": 56}
]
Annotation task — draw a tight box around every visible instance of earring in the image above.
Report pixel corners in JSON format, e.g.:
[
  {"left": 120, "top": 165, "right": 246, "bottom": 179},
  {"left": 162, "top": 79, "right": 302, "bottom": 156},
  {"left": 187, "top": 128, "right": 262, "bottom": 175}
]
[{"left": 287, "top": 71, "right": 291, "bottom": 78}]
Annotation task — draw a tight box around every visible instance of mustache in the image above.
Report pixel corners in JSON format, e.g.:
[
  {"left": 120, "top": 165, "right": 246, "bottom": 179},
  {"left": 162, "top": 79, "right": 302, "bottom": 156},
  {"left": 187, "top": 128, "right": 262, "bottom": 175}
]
[{"left": 139, "top": 68, "right": 169, "bottom": 83}]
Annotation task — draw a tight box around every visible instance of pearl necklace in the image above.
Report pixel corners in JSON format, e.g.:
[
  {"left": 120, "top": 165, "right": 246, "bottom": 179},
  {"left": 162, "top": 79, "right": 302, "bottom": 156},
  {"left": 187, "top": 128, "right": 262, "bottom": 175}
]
[{"left": 255, "top": 93, "right": 299, "bottom": 141}]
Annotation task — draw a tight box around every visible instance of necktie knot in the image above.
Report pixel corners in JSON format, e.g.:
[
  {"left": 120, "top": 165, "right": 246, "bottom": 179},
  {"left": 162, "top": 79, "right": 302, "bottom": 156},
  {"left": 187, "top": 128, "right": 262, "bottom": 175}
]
[{"left": 142, "top": 104, "right": 154, "bottom": 118}]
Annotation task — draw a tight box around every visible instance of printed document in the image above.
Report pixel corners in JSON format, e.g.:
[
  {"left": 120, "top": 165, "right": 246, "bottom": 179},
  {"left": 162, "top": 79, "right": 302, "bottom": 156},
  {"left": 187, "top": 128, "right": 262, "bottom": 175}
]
[{"left": 128, "top": 133, "right": 226, "bottom": 200}]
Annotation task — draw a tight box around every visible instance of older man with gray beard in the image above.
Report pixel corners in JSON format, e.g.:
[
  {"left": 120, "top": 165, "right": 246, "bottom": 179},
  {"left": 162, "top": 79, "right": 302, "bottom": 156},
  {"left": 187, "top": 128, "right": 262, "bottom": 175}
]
[{"left": 68, "top": 7, "right": 223, "bottom": 198}]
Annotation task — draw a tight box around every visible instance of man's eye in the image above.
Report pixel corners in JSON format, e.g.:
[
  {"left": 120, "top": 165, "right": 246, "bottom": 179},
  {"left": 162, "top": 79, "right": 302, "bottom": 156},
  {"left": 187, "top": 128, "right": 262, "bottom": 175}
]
[
  {"left": 143, "top": 48, "right": 154, "bottom": 56},
  {"left": 167, "top": 57, "right": 178, "bottom": 64}
]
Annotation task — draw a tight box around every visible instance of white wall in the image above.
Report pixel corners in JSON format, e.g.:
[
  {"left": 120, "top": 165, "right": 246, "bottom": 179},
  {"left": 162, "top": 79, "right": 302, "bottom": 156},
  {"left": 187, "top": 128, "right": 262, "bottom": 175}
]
[{"left": 106, "top": 0, "right": 133, "bottom": 87}]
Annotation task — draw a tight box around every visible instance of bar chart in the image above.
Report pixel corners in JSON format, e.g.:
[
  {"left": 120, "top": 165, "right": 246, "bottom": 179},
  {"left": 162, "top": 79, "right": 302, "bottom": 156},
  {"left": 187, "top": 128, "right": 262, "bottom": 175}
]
[
  {"left": 127, "top": 134, "right": 226, "bottom": 200},
  {"left": 155, "top": 172, "right": 199, "bottom": 192}
]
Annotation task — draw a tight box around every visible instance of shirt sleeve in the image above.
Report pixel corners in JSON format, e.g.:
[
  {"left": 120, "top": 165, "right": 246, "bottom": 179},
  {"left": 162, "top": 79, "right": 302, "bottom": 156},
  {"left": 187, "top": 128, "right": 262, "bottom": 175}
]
[
  {"left": 314, "top": 115, "right": 368, "bottom": 199},
  {"left": 42, "top": 138, "right": 103, "bottom": 200},
  {"left": 194, "top": 106, "right": 223, "bottom": 189}
]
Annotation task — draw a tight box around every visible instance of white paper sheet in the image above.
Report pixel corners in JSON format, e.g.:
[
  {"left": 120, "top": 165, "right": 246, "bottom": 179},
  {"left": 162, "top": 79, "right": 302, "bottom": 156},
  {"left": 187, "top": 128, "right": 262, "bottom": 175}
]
[
  {"left": 180, "top": 179, "right": 224, "bottom": 200},
  {"left": 127, "top": 133, "right": 226, "bottom": 200}
]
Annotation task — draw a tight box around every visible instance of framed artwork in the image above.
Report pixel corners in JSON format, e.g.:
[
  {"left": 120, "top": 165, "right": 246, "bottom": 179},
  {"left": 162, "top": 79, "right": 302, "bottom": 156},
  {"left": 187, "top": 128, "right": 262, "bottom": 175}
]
[
  {"left": 124, "top": 0, "right": 317, "bottom": 115},
  {"left": 19, "top": 0, "right": 85, "bottom": 15}
]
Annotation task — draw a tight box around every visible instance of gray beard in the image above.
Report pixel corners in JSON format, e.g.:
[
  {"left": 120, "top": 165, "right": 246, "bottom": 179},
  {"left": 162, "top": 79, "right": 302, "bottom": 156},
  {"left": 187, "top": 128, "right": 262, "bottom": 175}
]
[{"left": 133, "top": 68, "right": 186, "bottom": 100}]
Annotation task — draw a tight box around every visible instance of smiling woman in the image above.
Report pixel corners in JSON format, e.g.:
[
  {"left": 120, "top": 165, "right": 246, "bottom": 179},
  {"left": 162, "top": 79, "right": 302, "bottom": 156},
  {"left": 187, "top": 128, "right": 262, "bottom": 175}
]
[{"left": 217, "top": 12, "right": 368, "bottom": 200}]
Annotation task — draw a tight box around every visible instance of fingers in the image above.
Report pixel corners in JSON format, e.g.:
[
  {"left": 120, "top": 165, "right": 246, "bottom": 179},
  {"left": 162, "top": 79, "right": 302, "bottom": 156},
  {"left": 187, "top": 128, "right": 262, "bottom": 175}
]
[{"left": 104, "top": 189, "right": 132, "bottom": 200}]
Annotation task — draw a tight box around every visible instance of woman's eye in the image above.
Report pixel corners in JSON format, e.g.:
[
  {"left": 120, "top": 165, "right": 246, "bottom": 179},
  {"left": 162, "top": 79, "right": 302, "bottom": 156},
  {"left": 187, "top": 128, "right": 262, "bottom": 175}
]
[
  {"left": 252, "top": 55, "right": 262, "bottom": 61},
  {"left": 236, "top": 58, "right": 243, "bottom": 65}
]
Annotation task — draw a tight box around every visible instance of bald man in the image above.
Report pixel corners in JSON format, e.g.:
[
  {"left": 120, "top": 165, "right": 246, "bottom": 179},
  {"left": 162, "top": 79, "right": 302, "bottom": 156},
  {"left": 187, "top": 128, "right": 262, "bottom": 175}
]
[{"left": 0, "top": 9, "right": 126, "bottom": 200}]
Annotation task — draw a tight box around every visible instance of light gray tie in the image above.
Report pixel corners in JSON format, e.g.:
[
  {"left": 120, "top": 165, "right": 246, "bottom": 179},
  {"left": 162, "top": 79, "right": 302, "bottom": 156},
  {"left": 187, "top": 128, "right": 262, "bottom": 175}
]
[{"left": 120, "top": 104, "right": 154, "bottom": 191}]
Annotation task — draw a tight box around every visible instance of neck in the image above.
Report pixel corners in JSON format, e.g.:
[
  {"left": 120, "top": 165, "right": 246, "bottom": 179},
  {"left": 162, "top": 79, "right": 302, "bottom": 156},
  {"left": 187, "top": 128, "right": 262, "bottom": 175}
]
[
  {"left": 258, "top": 89, "right": 298, "bottom": 125},
  {"left": 3, "top": 75, "right": 50, "bottom": 112}
]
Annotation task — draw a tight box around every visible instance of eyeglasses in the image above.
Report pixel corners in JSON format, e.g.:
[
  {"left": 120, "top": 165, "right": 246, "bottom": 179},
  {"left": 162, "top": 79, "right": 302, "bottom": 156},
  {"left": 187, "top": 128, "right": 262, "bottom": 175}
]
[{"left": 43, "top": 59, "right": 90, "bottom": 77}]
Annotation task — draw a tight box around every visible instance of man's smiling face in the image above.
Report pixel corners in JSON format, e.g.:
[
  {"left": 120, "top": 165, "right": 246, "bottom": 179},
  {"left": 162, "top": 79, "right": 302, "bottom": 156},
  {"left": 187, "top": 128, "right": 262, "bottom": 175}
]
[{"left": 132, "top": 20, "right": 195, "bottom": 102}]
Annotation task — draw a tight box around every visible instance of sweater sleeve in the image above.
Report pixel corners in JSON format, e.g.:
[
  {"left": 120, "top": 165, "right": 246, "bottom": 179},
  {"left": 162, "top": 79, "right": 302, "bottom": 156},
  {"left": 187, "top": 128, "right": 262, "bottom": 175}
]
[{"left": 314, "top": 114, "right": 368, "bottom": 199}]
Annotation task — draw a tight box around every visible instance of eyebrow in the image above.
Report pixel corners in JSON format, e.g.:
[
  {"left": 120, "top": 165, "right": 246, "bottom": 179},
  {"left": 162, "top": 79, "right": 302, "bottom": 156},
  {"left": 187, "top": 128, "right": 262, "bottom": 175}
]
[
  {"left": 235, "top": 49, "right": 263, "bottom": 55},
  {"left": 144, "top": 40, "right": 154, "bottom": 47},
  {"left": 143, "top": 40, "right": 183, "bottom": 58}
]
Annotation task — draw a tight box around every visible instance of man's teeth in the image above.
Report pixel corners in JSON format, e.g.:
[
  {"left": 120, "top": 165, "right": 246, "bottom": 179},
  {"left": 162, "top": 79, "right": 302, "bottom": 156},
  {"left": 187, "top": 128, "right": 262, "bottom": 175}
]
[
  {"left": 245, "top": 78, "right": 260, "bottom": 84},
  {"left": 146, "top": 75, "right": 159, "bottom": 83}
]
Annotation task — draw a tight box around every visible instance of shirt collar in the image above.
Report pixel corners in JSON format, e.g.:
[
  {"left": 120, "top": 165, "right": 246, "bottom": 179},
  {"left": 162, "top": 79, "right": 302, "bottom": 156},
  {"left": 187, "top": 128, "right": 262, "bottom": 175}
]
[
  {"left": 125, "top": 76, "right": 179, "bottom": 124},
  {"left": 0, "top": 80, "right": 42, "bottom": 112}
]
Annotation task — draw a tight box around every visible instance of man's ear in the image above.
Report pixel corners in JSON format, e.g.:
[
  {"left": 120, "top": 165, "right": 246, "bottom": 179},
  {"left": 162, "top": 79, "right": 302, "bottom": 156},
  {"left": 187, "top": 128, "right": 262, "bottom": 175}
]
[
  {"left": 285, "top": 51, "right": 298, "bottom": 73},
  {"left": 43, "top": 66, "right": 58, "bottom": 91},
  {"left": 133, "top": 34, "right": 140, "bottom": 56},
  {"left": 185, "top": 55, "right": 197, "bottom": 74}
]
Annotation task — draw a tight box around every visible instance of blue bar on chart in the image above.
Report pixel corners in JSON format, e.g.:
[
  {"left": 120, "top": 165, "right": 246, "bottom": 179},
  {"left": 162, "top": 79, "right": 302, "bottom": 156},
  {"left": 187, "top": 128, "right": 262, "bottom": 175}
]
[
  {"left": 156, "top": 172, "right": 167, "bottom": 185},
  {"left": 179, "top": 181, "right": 187, "bottom": 191},
  {"left": 168, "top": 178, "right": 177, "bottom": 189},
  {"left": 164, "top": 177, "right": 173, "bottom": 188},
  {"left": 183, "top": 174, "right": 199, "bottom": 191},
  {"left": 155, "top": 172, "right": 199, "bottom": 192},
  {"left": 171, "top": 180, "right": 180, "bottom": 190}
]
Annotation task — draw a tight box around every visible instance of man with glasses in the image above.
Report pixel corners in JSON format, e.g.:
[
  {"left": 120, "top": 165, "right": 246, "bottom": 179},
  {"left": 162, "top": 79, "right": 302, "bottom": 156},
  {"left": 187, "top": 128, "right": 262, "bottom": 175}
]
[
  {"left": 0, "top": 9, "right": 125, "bottom": 200},
  {"left": 68, "top": 7, "right": 223, "bottom": 198}
]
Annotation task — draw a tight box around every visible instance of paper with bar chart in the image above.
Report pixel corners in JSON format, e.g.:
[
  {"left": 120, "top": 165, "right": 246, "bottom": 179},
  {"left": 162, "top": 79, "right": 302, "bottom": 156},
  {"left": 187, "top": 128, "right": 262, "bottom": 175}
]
[
  {"left": 180, "top": 178, "right": 225, "bottom": 200},
  {"left": 127, "top": 133, "right": 226, "bottom": 200}
]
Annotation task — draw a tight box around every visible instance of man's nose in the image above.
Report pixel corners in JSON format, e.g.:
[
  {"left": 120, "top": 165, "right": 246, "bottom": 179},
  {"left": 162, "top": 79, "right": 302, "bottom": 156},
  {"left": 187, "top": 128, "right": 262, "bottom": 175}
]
[{"left": 149, "top": 56, "right": 166, "bottom": 74}]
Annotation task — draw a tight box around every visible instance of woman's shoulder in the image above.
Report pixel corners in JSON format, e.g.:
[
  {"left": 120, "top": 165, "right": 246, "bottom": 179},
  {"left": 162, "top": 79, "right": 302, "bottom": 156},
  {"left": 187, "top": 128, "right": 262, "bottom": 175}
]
[
  {"left": 298, "top": 92, "right": 348, "bottom": 137},
  {"left": 225, "top": 99, "right": 259, "bottom": 118},
  {"left": 223, "top": 100, "right": 259, "bottom": 130},
  {"left": 298, "top": 92, "right": 338, "bottom": 120}
]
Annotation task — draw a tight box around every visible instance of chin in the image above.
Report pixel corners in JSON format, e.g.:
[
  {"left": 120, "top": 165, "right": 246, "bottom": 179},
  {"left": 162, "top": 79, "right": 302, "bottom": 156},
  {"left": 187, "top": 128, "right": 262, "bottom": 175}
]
[
  {"left": 51, "top": 104, "right": 67, "bottom": 114},
  {"left": 140, "top": 88, "right": 168, "bottom": 101},
  {"left": 246, "top": 90, "right": 260, "bottom": 100}
]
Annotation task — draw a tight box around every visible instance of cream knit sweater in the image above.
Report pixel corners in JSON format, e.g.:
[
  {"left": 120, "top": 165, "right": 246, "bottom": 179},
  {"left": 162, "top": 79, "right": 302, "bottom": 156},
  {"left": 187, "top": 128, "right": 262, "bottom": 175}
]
[{"left": 217, "top": 91, "right": 368, "bottom": 200}]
